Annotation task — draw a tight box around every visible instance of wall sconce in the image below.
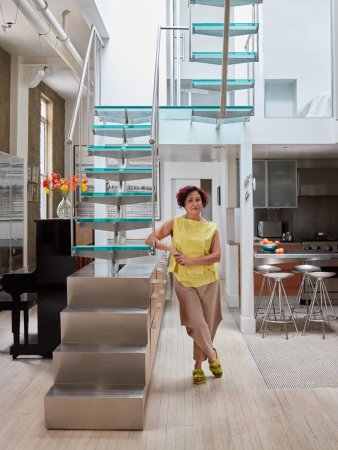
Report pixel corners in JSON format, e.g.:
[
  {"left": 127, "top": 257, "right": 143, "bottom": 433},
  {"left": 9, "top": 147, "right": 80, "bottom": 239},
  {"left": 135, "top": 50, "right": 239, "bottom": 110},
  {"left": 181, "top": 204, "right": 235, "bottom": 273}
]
[{"left": 243, "top": 174, "right": 256, "bottom": 201}]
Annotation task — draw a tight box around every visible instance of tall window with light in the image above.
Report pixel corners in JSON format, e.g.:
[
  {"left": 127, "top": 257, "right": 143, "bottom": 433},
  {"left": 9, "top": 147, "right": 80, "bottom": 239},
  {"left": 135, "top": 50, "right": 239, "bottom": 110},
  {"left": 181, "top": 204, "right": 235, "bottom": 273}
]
[{"left": 40, "top": 97, "right": 48, "bottom": 219}]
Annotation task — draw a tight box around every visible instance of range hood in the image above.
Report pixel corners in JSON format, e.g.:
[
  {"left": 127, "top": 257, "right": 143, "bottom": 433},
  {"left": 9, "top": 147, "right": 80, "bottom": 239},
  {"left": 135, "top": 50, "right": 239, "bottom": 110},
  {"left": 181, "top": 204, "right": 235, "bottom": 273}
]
[{"left": 298, "top": 168, "right": 338, "bottom": 196}]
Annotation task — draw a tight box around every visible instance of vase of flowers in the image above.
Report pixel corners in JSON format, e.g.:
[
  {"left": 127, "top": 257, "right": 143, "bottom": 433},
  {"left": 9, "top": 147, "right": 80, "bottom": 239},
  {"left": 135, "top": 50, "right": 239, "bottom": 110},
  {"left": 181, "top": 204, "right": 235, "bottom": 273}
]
[{"left": 42, "top": 172, "right": 88, "bottom": 219}]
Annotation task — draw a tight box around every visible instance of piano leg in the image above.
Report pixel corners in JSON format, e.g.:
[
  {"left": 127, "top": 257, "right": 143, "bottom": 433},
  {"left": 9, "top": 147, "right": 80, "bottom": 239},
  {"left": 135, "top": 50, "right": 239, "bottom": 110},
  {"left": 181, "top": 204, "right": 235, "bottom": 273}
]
[
  {"left": 11, "top": 294, "right": 21, "bottom": 359},
  {"left": 24, "top": 306, "right": 29, "bottom": 345}
]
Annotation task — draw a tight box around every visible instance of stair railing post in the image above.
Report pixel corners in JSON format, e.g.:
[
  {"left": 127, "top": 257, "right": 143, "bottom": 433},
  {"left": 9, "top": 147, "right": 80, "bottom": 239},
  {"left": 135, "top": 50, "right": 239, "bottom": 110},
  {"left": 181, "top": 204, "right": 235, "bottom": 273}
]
[{"left": 217, "top": 0, "right": 231, "bottom": 129}]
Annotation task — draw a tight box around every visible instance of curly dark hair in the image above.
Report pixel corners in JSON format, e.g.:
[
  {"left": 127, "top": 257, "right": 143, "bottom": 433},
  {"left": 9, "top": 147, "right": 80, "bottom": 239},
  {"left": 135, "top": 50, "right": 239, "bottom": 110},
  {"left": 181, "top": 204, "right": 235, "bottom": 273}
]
[{"left": 176, "top": 185, "right": 208, "bottom": 208}]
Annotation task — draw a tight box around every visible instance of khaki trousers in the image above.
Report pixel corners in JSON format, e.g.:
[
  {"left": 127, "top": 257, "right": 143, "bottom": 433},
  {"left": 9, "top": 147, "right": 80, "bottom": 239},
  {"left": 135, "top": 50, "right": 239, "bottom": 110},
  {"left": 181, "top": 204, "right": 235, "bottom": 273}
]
[{"left": 173, "top": 278, "right": 222, "bottom": 362}]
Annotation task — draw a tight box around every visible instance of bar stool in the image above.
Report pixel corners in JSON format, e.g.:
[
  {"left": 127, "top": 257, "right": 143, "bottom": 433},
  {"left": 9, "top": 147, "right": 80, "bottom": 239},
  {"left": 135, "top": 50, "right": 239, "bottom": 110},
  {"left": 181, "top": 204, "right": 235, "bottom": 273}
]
[
  {"left": 254, "top": 265, "right": 281, "bottom": 318},
  {"left": 302, "top": 272, "right": 337, "bottom": 339},
  {"left": 291, "top": 264, "right": 321, "bottom": 316},
  {"left": 261, "top": 272, "right": 298, "bottom": 339}
]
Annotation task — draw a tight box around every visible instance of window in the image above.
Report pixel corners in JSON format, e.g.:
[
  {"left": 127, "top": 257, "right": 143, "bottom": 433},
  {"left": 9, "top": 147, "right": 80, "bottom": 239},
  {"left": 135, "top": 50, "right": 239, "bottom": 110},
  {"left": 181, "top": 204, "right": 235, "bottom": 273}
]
[{"left": 40, "top": 96, "right": 50, "bottom": 218}]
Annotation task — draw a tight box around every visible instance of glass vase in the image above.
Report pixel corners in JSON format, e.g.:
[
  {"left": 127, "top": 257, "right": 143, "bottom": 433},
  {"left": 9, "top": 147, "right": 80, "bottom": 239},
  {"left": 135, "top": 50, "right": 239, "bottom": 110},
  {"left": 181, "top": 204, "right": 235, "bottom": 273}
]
[{"left": 56, "top": 196, "right": 72, "bottom": 219}]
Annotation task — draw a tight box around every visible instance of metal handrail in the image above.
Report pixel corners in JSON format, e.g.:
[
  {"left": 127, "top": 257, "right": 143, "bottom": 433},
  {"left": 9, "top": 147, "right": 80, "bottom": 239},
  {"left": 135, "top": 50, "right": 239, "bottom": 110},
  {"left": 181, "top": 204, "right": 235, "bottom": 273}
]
[
  {"left": 217, "top": 0, "right": 231, "bottom": 129},
  {"left": 149, "top": 25, "right": 189, "bottom": 252},
  {"left": 66, "top": 25, "right": 104, "bottom": 251},
  {"left": 67, "top": 26, "right": 104, "bottom": 145}
]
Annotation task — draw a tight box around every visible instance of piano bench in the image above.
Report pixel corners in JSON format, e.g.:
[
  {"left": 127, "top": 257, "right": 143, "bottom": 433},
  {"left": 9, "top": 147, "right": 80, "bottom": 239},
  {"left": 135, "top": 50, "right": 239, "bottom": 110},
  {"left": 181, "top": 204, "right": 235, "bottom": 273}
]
[{"left": 0, "top": 291, "right": 37, "bottom": 345}]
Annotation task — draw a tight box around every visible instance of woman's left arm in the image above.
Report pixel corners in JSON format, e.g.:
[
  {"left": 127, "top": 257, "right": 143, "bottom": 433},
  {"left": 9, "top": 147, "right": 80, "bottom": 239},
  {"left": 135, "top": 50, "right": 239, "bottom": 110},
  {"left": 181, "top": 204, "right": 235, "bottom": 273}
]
[{"left": 174, "top": 230, "right": 221, "bottom": 266}]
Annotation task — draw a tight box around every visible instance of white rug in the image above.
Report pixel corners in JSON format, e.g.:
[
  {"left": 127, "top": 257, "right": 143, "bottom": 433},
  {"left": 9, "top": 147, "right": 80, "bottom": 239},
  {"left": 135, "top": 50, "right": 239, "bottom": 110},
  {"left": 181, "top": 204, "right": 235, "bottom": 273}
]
[{"left": 231, "top": 308, "right": 338, "bottom": 389}]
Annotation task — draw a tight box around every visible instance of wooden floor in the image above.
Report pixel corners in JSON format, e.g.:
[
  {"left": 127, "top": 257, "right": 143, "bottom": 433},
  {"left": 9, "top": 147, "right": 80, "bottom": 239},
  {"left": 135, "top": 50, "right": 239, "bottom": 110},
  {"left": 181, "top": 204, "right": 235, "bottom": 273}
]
[{"left": 1, "top": 286, "right": 338, "bottom": 449}]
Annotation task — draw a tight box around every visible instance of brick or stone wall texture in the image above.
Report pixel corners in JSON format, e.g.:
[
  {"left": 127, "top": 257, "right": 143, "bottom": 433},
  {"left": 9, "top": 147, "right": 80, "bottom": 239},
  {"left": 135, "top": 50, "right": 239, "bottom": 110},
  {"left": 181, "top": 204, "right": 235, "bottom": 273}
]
[
  {"left": 0, "top": 47, "right": 10, "bottom": 153},
  {"left": 27, "top": 82, "right": 65, "bottom": 264}
]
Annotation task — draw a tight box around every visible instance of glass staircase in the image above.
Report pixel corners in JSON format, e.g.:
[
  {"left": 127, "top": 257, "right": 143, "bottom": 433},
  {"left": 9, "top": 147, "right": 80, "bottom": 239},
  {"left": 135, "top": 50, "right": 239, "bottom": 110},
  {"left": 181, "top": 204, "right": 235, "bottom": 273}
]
[
  {"left": 188, "top": 0, "right": 262, "bottom": 124},
  {"left": 72, "top": 106, "right": 157, "bottom": 265}
]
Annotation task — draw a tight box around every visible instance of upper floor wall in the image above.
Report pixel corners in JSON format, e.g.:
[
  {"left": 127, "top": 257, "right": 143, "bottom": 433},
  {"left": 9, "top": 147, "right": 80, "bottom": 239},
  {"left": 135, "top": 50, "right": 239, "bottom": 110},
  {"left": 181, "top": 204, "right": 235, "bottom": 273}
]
[{"left": 93, "top": 0, "right": 338, "bottom": 145}]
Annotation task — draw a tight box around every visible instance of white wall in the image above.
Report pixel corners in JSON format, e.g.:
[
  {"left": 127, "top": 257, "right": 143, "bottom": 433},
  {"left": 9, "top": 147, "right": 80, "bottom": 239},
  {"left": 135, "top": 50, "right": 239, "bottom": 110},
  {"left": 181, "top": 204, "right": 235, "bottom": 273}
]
[
  {"left": 94, "top": 0, "right": 166, "bottom": 105},
  {"left": 263, "top": 0, "right": 332, "bottom": 111}
]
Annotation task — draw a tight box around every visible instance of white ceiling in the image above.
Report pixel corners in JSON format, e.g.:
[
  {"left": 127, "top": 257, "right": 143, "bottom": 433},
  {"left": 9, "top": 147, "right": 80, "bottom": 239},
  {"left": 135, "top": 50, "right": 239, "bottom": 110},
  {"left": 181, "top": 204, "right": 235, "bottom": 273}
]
[{"left": 0, "top": 0, "right": 90, "bottom": 98}]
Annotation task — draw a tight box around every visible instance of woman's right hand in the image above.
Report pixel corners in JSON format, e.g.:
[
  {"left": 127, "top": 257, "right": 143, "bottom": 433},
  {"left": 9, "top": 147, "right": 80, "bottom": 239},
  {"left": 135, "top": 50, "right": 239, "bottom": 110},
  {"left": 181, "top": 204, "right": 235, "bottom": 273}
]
[{"left": 169, "top": 246, "right": 180, "bottom": 257}]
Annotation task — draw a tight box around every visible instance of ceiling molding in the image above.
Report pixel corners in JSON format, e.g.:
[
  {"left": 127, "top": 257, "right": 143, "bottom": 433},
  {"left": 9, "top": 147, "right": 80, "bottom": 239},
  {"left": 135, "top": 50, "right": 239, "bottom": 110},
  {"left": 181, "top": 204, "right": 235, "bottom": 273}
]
[{"left": 21, "top": 64, "right": 51, "bottom": 88}]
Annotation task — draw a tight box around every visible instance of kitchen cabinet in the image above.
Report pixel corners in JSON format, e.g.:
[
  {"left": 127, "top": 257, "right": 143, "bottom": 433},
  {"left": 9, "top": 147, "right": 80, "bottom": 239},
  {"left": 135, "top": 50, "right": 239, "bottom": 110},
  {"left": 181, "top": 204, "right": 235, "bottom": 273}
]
[
  {"left": 238, "top": 160, "right": 297, "bottom": 208},
  {"left": 267, "top": 160, "right": 297, "bottom": 208}
]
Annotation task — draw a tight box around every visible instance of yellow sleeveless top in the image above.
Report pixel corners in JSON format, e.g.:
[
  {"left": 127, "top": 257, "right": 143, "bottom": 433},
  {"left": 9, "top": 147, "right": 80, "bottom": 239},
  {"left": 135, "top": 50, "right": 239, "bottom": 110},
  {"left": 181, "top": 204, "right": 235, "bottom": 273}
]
[{"left": 168, "top": 216, "right": 219, "bottom": 288}]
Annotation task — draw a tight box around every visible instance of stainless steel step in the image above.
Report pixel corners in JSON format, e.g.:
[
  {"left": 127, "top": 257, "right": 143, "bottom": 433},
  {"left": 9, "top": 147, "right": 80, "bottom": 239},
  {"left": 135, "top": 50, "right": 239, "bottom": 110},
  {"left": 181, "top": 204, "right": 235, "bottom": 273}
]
[
  {"left": 45, "top": 384, "right": 145, "bottom": 430},
  {"left": 67, "top": 266, "right": 152, "bottom": 308},
  {"left": 61, "top": 307, "right": 149, "bottom": 346},
  {"left": 53, "top": 344, "right": 148, "bottom": 386}
]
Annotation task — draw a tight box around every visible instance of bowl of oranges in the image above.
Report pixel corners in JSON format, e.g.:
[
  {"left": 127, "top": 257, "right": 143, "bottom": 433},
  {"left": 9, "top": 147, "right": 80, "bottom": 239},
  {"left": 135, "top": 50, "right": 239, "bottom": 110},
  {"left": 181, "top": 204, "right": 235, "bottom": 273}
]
[{"left": 259, "top": 238, "right": 282, "bottom": 253}]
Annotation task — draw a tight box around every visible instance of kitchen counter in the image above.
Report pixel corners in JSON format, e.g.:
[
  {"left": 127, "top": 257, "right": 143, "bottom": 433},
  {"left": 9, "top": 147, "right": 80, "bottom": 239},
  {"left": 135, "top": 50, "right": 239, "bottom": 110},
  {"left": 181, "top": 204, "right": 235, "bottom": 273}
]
[{"left": 254, "top": 249, "right": 338, "bottom": 263}]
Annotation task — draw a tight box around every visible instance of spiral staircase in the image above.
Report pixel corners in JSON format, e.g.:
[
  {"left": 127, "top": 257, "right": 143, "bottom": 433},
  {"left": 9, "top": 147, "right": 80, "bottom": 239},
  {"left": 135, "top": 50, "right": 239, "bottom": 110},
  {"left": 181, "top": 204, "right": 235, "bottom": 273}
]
[{"left": 45, "top": 0, "right": 262, "bottom": 430}]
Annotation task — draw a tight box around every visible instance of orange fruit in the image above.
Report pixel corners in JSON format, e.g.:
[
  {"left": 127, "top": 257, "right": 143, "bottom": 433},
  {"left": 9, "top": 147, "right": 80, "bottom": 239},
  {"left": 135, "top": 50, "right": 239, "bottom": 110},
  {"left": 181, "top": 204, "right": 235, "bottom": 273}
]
[
  {"left": 274, "top": 240, "right": 280, "bottom": 246},
  {"left": 262, "top": 238, "right": 269, "bottom": 244}
]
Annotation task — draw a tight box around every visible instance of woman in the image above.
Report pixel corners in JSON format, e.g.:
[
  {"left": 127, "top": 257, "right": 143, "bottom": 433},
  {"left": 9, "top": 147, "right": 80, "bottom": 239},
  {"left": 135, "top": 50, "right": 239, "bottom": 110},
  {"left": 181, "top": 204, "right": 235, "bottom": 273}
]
[{"left": 145, "top": 185, "right": 222, "bottom": 385}]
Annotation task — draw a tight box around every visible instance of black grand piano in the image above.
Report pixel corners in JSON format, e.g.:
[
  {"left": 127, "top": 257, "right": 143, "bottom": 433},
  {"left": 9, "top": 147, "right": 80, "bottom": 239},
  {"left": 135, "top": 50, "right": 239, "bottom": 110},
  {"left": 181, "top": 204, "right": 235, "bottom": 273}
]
[{"left": 2, "top": 219, "right": 77, "bottom": 358}]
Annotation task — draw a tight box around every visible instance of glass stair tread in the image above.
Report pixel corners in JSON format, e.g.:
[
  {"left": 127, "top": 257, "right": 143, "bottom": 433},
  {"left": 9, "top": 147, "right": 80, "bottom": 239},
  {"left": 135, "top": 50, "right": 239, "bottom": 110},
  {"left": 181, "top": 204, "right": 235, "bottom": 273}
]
[
  {"left": 192, "top": 79, "right": 254, "bottom": 91},
  {"left": 92, "top": 125, "right": 151, "bottom": 138},
  {"left": 85, "top": 167, "right": 152, "bottom": 182},
  {"left": 76, "top": 217, "right": 152, "bottom": 232},
  {"left": 81, "top": 191, "right": 152, "bottom": 206},
  {"left": 191, "top": 0, "right": 262, "bottom": 7},
  {"left": 95, "top": 106, "right": 152, "bottom": 124},
  {"left": 193, "top": 22, "right": 258, "bottom": 37},
  {"left": 72, "top": 245, "right": 151, "bottom": 261},
  {"left": 76, "top": 218, "right": 152, "bottom": 223},
  {"left": 193, "top": 106, "right": 253, "bottom": 118},
  {"left": 192, "top": 51, "right": 258, "bottom": 65},
  {"left": 82, "top": 192, "right": 152, "bottom": 197},
  {"left": 88, "top": 145, "right": 152, "bottom": 159},
  {"left": 85, "top": 168, "right": 152, "bottom": 173},
  {"left": 73, "top": 245, "right": 151, "bottom": 251},
  {"left": 157, "top": 105, "right": 253, "bottom": 120},
  {"left": 192, "top": 115, "right": 249, "bottom": 125}
]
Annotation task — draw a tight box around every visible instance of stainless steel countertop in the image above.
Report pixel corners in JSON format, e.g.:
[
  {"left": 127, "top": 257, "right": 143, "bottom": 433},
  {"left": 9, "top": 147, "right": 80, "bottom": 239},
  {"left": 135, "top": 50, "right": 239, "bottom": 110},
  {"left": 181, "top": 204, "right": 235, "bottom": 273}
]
[
  {"left": 254, "top": 250, "right": 338, "bottom": 263},
  {"left": 69, "top": 256, "right": 163, "bottom": 279}
]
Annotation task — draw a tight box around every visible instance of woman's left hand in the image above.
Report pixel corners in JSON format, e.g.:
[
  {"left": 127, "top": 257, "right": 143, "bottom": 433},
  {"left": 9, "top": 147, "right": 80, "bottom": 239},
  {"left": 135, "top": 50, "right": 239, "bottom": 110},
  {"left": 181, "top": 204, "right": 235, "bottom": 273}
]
[{"left": 174, "top": 254, "right": 193, "bottom": 265}]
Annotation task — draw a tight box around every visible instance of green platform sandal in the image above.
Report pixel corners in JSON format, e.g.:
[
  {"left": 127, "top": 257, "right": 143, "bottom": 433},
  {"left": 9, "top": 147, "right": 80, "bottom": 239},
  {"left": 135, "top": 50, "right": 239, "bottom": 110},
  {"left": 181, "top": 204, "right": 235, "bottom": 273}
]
[
  {"left": 192, "top": 368, "right": 206, "bottom": 385},
  {"left": 209, "top": 348, "right": 223, "bottom": 378}
]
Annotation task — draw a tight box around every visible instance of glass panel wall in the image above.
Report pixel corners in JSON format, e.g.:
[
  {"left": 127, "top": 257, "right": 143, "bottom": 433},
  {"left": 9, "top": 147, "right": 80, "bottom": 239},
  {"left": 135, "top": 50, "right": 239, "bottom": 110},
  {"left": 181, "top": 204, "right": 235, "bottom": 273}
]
[{"left": 0, "top": 151, "right": 24, "bottom": 277}]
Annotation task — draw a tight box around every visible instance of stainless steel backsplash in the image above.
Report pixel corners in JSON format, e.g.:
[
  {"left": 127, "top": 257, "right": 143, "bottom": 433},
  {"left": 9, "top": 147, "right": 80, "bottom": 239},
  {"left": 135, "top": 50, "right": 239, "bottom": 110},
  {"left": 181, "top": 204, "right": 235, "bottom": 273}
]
[{"left": 255, "top": 196, "right": 338, "bottom": 237}]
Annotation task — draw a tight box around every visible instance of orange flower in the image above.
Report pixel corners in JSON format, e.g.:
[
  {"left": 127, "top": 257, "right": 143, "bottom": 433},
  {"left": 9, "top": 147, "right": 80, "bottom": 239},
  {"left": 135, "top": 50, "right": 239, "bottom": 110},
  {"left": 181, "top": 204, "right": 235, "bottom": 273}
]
[{"left": 42, "top": 172, "right": 88, "bottom": 195}]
